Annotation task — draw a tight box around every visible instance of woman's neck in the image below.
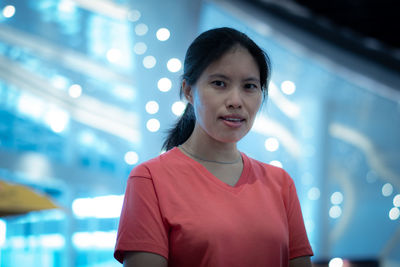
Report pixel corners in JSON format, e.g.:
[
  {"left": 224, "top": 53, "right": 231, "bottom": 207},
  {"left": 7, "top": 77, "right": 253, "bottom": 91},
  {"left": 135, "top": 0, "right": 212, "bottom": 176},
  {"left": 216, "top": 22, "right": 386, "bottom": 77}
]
[{"left": 182, "top": 125, "right": 240, "bottom": 163}]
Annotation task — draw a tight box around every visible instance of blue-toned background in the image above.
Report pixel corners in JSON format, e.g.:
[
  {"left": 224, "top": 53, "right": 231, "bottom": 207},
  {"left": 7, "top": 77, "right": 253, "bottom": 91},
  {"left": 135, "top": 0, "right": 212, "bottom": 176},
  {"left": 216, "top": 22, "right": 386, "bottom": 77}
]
[{"left": 0, "top": 0, "right": 399, "bottom": 266}]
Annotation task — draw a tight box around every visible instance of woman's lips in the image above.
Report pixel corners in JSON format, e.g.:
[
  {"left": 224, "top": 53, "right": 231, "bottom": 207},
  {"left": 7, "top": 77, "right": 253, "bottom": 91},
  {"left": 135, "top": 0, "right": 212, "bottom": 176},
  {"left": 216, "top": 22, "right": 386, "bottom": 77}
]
[{"left": 220, "top": 116, "right": 245, "bottom": 128}]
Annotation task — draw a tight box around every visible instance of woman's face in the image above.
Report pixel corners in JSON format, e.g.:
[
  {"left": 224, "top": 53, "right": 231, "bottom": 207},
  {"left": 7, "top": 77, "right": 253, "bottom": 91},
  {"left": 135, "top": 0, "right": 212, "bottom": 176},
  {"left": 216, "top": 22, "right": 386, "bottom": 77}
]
[{"left": 183, "top": 46, "right": 263, "bottom": 144}]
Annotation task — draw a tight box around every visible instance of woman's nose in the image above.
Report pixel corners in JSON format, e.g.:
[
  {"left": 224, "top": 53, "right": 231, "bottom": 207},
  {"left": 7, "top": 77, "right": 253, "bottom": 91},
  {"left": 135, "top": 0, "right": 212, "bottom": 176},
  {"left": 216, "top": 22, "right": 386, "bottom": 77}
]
[{"left": 226, "top": 88, "right": 242, "bottom": 109}]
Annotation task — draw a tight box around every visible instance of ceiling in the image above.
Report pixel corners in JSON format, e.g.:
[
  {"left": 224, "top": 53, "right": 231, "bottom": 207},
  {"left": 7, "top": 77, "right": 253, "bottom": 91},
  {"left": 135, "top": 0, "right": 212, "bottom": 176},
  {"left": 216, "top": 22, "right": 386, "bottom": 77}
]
[
  {"left": 243, "top": 0, "right": 400, "bottom": 74},
  {"left": 292, "top": 0, "right": 399, "bottom": 48}
]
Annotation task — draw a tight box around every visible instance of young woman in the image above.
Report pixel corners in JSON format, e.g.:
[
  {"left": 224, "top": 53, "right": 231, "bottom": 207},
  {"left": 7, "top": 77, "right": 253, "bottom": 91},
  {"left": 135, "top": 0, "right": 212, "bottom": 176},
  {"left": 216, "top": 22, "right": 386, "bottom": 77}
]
[{"left": 114, "top": 27, "right": 313, "bottom": 267}]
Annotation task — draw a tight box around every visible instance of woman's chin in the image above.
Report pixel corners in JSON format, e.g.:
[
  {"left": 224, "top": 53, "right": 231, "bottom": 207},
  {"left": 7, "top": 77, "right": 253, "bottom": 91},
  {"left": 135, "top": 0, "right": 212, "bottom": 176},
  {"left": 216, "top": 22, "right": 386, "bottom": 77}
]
[{"left": 214, "top": 134, "right": 246, "bottom": 144}]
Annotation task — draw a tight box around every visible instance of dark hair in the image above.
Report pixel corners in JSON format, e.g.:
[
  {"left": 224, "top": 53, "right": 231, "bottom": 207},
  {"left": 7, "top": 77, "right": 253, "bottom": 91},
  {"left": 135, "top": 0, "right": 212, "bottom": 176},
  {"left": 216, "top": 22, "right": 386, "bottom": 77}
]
[{"left": 162, "top": 27, "right": 271, "bottom": 151}]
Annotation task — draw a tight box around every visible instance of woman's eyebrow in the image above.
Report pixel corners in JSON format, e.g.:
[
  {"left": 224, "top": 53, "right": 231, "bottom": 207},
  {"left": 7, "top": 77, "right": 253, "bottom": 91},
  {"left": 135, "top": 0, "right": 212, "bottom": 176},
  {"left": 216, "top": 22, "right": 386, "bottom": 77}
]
[
  {"left": 208, "top": 74, "right": 260, "bottom": 83},
  {"left": 243, "top": 77, "right": 260, "bottom": 83},
  {"left": 208, "top": 74, "right": 230, "bottom": 80}
]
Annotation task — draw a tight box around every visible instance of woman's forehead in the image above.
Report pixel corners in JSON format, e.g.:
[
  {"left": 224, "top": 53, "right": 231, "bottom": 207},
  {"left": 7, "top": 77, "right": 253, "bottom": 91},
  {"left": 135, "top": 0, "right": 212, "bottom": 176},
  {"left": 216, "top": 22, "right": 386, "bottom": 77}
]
[{"left": 201, "top": 47, "right": 260, "bottom": 79}]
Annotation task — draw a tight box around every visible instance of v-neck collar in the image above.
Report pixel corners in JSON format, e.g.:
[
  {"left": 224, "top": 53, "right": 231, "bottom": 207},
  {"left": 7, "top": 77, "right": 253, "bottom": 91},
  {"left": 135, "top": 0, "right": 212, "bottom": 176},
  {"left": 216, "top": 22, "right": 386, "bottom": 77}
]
[{"left": 172, "top": 147, "right": 249, "bottom": 195}]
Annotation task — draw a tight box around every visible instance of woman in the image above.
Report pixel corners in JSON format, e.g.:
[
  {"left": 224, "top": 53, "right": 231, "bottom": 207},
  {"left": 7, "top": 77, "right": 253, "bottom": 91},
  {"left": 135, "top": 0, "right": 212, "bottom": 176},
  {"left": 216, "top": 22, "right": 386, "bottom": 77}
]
[{"left": 114, "top": 27, "right": 313, "bottom": 267}]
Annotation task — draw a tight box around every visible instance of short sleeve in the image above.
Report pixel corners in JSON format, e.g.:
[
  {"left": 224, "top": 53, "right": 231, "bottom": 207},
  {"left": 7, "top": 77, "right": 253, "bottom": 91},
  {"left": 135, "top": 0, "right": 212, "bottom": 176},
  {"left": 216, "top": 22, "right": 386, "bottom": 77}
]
[
  {"left": 114, "top": 166, "right": 169, "bottom": 263},
  {"left": 285, "top": 178, "right": 314, "bottom": 259}
]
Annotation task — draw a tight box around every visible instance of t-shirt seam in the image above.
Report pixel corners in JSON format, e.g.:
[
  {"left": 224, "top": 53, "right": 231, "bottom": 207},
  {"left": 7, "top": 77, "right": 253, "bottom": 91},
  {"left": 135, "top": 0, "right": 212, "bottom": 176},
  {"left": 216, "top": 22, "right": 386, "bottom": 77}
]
[
  {"left": 289, "top": 245, "right": 314, "bottom": 259},
  {"left": 129, "top": 175, "right": 152, "bottom": 180},
  {"left": 117, "top": 240, "right": 169, "bottom": 259},
  {"left": 131, "top": 168, "right": 170, "bottom": 233}
]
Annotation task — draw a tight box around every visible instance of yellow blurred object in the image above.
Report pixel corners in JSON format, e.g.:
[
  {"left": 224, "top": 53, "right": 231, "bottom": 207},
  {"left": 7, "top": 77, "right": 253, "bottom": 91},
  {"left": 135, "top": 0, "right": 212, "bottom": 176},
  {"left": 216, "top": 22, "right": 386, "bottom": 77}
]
[{"left": 0, "top": 180, "right": 59, "bottom": 217}]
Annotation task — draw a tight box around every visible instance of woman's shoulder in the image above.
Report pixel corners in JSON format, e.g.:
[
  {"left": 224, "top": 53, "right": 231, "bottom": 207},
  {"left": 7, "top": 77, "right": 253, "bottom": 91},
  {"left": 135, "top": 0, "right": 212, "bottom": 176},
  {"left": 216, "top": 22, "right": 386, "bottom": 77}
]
[
  {"left": 245, "top": 154, "right": 294, "bottom": 185},
  {"left": 129, "top": 147, "right": 183, "bottom": 178}
]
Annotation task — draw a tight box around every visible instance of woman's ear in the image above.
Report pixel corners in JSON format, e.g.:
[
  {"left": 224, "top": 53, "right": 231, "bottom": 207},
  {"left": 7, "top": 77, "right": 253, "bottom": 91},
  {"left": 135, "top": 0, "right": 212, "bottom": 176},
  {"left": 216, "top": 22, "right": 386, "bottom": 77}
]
[{"left": 182, "top": 79, "right": 193, "bottom": 104}]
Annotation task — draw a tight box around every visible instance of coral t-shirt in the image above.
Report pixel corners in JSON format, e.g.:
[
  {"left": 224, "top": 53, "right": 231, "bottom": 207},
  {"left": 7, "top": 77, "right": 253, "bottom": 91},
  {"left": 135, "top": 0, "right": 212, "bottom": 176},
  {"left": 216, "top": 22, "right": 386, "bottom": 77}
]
[{"left": 114, "top": 147, "right": 313, "bottom": 266}]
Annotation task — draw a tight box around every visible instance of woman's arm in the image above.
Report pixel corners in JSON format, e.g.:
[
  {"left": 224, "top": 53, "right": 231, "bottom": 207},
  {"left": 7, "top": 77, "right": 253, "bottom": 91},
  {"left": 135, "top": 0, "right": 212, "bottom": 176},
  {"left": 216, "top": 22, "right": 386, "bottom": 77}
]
[
  {"left": 289, "top": 256, "right": 312, "bottom": 267},
  {"left": 123, "top": 251, "right": 168, "bottom": 267}
]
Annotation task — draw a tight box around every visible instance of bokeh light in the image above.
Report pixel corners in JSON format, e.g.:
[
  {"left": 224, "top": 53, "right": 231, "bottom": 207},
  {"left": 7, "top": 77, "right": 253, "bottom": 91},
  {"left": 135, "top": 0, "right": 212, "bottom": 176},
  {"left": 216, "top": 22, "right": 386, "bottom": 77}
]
[
  {"left": 171, "top": 101, "right": 186, "bottom": 116},
  {"left": 68, "top": 84, "right": 82, "bottom": 98},
  {"left": 264, "top": 137, "right": 279, "bottom": 152},
  {"left": 308, "top": 187, "right": 321, "bottom": 201},
  {"left": 3, "top": 5, "right": 16, "bottom": 18},
  {"left": 143, "top": 56, "right": 156, "bottom": 69},
  {"left": 158, "top": 77, "right": 172, "bottom": 92},
  {"left": 106, "top": 48, "right": 122, "bottom": 63},
  {"left": 146, "top": 118, "right": 160, "bottom": 132},
  {"left": 124, "top": 151, "right": 139, "bottom": 165},
  {"left": 329, "top": 257, "right": 343, "bottom": 267},
  {"left": 331, "top": 192, "right": 344, "bottom": 205},
  {"left": 133, "top": 42, "right": 147, "bottom": 55},
  {"left": 44, "top": 109, "right": 69, "bottom": 133},
  {"left": 156, "top": 28, "right": 170, "bottom": 41},
  {"left": 382, "top": 183, "right": 393, "bottom": 197},
  {"left": 389, "top": 207, "right": 400, "bottom": 220},
  {"left": 127, "top": 9, "right": 141, "bottom": 22},
  {"left": 145, "top": 101, "right": 159, "bottom": 114},
  {"left": 167, "top": 58, "right": 182, "bottom": 72},
  {"left": 329, "top": 206, "right": 342, "bottom": 219},
  {"left": 135, "top": 23, "right": 148, "bottom": 36},
  {"left": 393, "top": 194, "right": 400, "bottom": 207},
  {"left": 281, "top": 80, "right": 296, "bottom": 95},
  {"left": 269, "top": 160, "right": 282, "bottom": 168}
]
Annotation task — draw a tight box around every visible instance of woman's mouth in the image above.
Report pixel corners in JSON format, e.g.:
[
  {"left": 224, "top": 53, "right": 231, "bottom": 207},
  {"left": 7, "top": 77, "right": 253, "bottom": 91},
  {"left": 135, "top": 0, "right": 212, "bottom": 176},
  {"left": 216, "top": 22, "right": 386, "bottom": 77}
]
[{"left": 220, "top": 116, "right": 245, "bottom": 128}]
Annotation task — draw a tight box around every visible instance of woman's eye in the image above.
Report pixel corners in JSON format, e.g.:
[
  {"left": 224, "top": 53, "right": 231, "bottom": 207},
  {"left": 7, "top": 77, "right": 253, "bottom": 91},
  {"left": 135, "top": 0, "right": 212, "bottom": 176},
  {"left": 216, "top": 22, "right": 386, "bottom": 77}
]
[
  {"left": 212, "top": 80, "right": 226, "bottom": 87},
  {"left": 245, "top": 83, "right": 258, "bottom": 90}
]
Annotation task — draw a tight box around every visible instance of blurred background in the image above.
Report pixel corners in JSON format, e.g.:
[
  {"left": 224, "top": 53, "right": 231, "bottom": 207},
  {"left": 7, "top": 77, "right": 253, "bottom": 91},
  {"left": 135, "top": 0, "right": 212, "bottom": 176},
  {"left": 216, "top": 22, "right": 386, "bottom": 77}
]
[{"left": 0, "top": 0, "right": 399, "bottom": 266}]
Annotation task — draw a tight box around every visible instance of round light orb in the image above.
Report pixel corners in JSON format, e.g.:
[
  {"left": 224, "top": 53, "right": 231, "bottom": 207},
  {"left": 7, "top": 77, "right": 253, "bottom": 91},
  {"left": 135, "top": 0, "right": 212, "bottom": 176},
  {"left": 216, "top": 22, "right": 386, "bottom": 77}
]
[
  {"left": 127, "top": 9, "right": 141, "bottom": 22},
  {"left": 145, "top": 101, "right": 159, "bottom": 114},
  {"left": 269, "top": 160, "right": 282, "bottom": 168},
  {"left": 143, "top": 56, "right": 156, "bottom": 69},
  {"left": 157, "top": 77, "right": 172, "bottom": 92},
  {"left": 135, "top": 23, "right": 148, "bottom": 36},
  {"left": 329, "top": 206, "right": 342, "bottom": 219},
  {"left": 167, "top": 58, "right": 182, "bottom": 72},
  {"left": 389, "top": 207, "right": 400, "bottom": 220},
  {"left": 3, "top": 5, "right": 16, "bottom": 18},
  {"left": 133, "top": 42, "right": 147, "bottom": 55},
  {"left": 171, "top": 101, "right": 186, "bottom": 116},
  {"left": 308, "top": 187, "right": 321, "bottom": 201},
  {"left": 156, "top": 28, "right": 170, "bottom": 41},
  {"left": 281, "top": 80, "right": 296, "bottom": 95},
  {"left": 382, "top": 183, "right": 393, "bottom": 197},
  {"left": 68, "top": 84, "right": 82, "bottom": 98},
  {"left": 393, "top": 194, "right": 400, "bottom": 207},
  {"left": 264, "top": 137, "right": 279, "bottom": 152},
  {"left": 146, "top": 119, "right": 160, "bottom": 132},
  {"left": 106, "top": 48, "right": 121, "bottom": 63},
  {"left": 45, "top": 109, "right": 69, "bottom": 133},
  {"left": 328, "top": 257, "right": 343, "bottom": 267},
  {"left": 331, "top": 192, "right": 344, "bottom": 205},
  {"left": 124, "top": 151, "right": 139, "bottom": 165}
]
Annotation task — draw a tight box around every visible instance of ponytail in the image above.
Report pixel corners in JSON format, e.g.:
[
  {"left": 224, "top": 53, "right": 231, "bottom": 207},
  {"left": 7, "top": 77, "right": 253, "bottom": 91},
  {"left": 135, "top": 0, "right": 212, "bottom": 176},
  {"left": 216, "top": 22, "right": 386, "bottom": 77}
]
[{"left": 162, "top": 103, "right": 195, "bottom": 151}]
